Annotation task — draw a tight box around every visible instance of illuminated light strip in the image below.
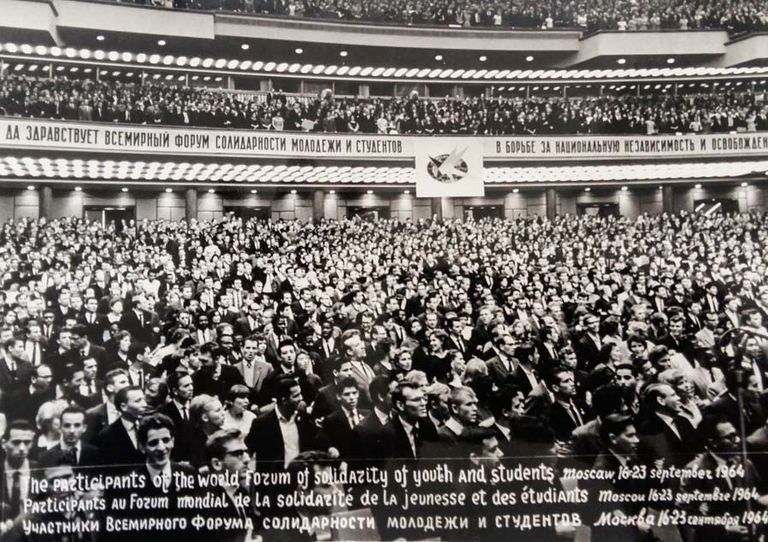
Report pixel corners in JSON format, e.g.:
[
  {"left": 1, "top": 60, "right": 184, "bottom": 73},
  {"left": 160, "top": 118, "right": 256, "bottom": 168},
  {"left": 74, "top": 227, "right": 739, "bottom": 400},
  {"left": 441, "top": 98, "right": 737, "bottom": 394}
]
[
  {"left": 1, "top": 157, "right": 768, "bottom": 185},
  {"left": 2, "top": 41, "right": 768, "bottom": 83}
]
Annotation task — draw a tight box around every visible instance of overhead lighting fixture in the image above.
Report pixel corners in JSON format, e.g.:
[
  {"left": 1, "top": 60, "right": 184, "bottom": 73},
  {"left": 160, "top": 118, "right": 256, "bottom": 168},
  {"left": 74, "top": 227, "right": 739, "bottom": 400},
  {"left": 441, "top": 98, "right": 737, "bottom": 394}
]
[
  {"left": 741, "top": 182, "right": 749, "bottom": 187},
  {"left": 96, "top": 35, "right": 105, "bottom": 41},
  {"left": 250, "top": 189, "right": 257, "bottom": 194},
  {"left": 328, "top": 190, "right": 336, "bottom": 194},
  {"left": 585, "top": 187, "right": 591, "bottom": 192},
  {"left": 241, "top": 44, "right": 249, "bottom": 50},
  {"left": 27, "top": 185, "right": 35, "bottom": 191},
  {"left": 435, "top": 55, "right": 443, "bottom": 61},
  {"left": 621, "top": 186, "right": 628, "bottom": 191},
  {"left": 165, "top": 188, "right": 172, "bottom": 193},
  {"left": 695, "top": 183, "right": 702, "bottom": 188},
  {"left": 208, "top": 188, "right": 215, "bottom": 193},
  {"left": 158, "top": 40, "right": 166, "bottom": 46},
  {"left": 512, "top": 188, "right": 519, "bottom": 193},
  {"left": 667, "top": 57, "right": 675, "bottom": 64},
  {"left": 121, "top": 187, "right": 129, "bottom": 192},
  {"left": 526, "top": 55, "right": 534, "bottom": 62},
  {"left": 617, "top": 58, "right": 626, "bottom": 65},
  {"left": 403, "top": 190, "right": 410, "bottom": 195},
  {"left": 295, "top": 48, "right": 303, "bottom": 54},
  {"left": 339, "top": 51, "right": 348, "bottom": 57},
  {"left": 479, "top": 56, "right": 487, "bottom": 62},
  {"left": 366, "top": 189, "right": 373, "bottom": 194},
  {"left": 74, "top": 186, "right": 82, "bottom": 192},
  {"left": 290, "top": 189, "right": 297, "bottom": 194}
]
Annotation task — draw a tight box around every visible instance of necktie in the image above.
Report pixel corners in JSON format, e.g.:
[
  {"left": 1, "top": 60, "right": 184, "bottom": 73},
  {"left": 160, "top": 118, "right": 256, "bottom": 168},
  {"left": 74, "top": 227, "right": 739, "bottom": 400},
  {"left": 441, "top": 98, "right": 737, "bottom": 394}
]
[
  {"left": 64, "top": 447, "right": 77, "bottom": 465},
  {"left": 10, "top": 471, "right": 21, "bottom": 517},
  {"left": 181, "top": 406, "right": 188, "bottom": 421},
  {"left": 88, "top": 313, "right": 94, "bottom": 324},
  {"left": 32, "top": 344, "right": 40, "bottom": 366},
  {"left": 410, "top": 426, "right": 418, "bottom": 458},
  {"left": 89, "top": 382, "right": 96, "bottom": 395},
  {"left": 8, "top": 360, "right": 16, "bottom": 375},
  {"left": 569, "top": 402, "right": 584, "bottom": 426}
]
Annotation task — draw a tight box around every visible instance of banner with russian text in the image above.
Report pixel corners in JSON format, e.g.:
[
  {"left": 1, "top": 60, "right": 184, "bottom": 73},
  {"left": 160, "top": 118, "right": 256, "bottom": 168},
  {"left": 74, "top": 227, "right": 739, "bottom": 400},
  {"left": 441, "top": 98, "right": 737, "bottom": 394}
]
[
  {"left": 414, "top": 138, "right": 484, "bottom": 197},
  {"left": 2, "top": 118, "right": 768, "bottom": 162}
]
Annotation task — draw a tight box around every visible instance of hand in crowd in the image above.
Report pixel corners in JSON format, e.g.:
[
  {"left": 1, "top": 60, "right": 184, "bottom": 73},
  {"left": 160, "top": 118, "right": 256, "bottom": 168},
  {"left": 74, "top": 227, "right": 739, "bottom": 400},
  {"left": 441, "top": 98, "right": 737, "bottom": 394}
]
[{"left": 2, "top": 74, "right": 768, "bottom": 135}]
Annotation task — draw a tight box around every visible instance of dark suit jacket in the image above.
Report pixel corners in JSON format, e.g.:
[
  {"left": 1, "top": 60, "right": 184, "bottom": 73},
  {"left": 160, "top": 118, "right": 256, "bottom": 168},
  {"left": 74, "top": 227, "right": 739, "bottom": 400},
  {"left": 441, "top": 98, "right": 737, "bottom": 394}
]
[
  {"left": 159, "top": 401, "right": 194, "bottom": 463},
  {"left": 84, "top": 402, "right": 112, "bottom": 444},
  {"left": 39, "top": 442, "right": 102, "bottom": 469},
  {"left": 2, "top": 387, "right": 55, "bottom": 424},
  {"left": 379, "top": 416, "right": 439, "bottom": 461},
  {"left": 317, "top": 408, "right": 370, "bottom": 459},
  {"left": 245, "top": 409, "right": 317, "bottom": 471},
  {"left": 0, "top": 358, "right": 33, "bottom": 394},
  {"left": 192, "top": 364, "right": 245, "bottom": 401},
  {"left": 486, "top": 355, "right": 516, "bottom": 389},
  {"left": 78, "top": 313, "right": 108, "bottom": 345},
  {"left": 119, "top": 309, "right": 154, "bottom": 345},
  {"left": 547, "top": 399, "right": 594, "bottom": 442},
  {"left": 79, "top": 343, "right": 109, "bottom": 378},
  {"left": 351, "top": 410, "right": 388, "bottom": 461},
  {"left": 93, "top": 418, "right": 144, "bottom": 470},
  {"left": 637, "top": 413, "right": 697, "bottom": 468},
  {"left": 234, "top": 358, "right": 273, "bottom": 395}
]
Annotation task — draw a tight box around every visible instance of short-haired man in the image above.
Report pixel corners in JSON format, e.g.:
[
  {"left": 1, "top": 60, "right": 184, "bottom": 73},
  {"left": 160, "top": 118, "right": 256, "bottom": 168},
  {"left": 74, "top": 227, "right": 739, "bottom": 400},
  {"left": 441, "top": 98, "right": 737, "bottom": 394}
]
[
  {"left": 317, "top": 376, "right": 370, "bottom": 459},
  {"left": 40, "top": 406, "right": 101, "bottom": 469},
  {"left": 94, "top": 385, "right": 147, "bottom": 469},
  {"left": 0, "top": 420, "right": 37, "bottom": 521}
]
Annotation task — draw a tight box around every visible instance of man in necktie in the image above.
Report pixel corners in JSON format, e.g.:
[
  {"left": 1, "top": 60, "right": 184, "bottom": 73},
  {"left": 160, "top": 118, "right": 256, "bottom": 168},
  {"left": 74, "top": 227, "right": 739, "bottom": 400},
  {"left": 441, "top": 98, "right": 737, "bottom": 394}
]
[
  {"left": 339, "top": 329, "right": 375, "bottom": 391},
  {"left": 1, "top": 420, "right": 36, "bottom": 522},
  {"left": 381, "top": 381, "right": 438, "bottom": 461},
  {"left": 205, "top": 427, "right": 254, "bottom": 536},
  {"left": 317, "top": 376, "right": 370, "bottom": 459},
  {"left": 548, "top": 367, "right": 594, "bottom": 442}
]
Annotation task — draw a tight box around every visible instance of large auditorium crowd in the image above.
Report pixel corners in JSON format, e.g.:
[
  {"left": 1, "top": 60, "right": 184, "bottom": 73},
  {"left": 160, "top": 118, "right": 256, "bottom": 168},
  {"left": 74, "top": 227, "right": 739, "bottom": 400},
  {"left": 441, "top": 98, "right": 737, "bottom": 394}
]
[
  {"left": 107, "top": 0, "right": 768, "bottom": 32},
  {"left": 3, "top": 74, "right": 768, "bottom": 135},
  {"left": 0, "top": 211, "right": 767, "bottom": 540}
]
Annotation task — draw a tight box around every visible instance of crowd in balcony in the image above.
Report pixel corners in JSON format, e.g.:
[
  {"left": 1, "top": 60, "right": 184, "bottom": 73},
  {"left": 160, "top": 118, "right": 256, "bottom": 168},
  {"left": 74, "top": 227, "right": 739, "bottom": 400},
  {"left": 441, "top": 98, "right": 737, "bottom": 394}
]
[
  {"left": 134, "top": 0, "right": 768, "bottom": 32},
  {"left": 2, "top": 74, "right": 768, "bottom": 135}
]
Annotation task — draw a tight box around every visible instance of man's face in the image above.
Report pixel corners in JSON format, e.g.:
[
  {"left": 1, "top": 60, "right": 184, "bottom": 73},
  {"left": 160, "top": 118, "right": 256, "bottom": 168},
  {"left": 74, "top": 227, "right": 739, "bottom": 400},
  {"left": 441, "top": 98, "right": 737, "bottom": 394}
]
[
  {"left": 83, "top": 359, "right": 98, "bottom": 381},
  {"left": 668, "top": 320, "right": 683, "bottom": 337},
  {"left": 615, "top": 368, "right": 636, "bottom": 391},
  {"left": 59, "top": 332, "right": 72, "bottom": 350},
  {"left": 554, "top": 371, "right": 576, "bottom": 398},
  {"left": 705, "top": 313, "right": 719, "bottom": 330},
  {"left": 711, "top": 422, "right": 740, "bottom": 456},
  {"left": 452, "top": 391, "right": 478, "bottom": 425},
  {"left": 611, "top": 425, "right": 639, "bottom": 456},
  {"left": 142, "top": 427, "right": 174, "bottom": 469},
  {"left": 282, "top": 385, "right": 303, "bottom": 415},
  {"left": 122, "top": 390, "right": 147, "bottom": 420},
  {"left": 400, "top": 386, "right": 427, "bottom": 422},
  {"left": 338, "top": 386, "right": 359, "bottom": 411},
  {"left": 217, "top": 438, "right": 251, "bottom": 485},
  {"left": 656, "top": 385, "right": 681, "bottom": 414},
  {"left": 344, "top": 336, "right": 366, "bottom": 361},
  {"left": 586, "top": 317, "right": 600, "bottom": 333},
  {"left": 242, "top": 340, "right": 259, "bottom": 361},
  {"left": 32, "top": 366, "right": 53, "bottom": 393},
  {"left": 61, "top": 412, "right": 86, "bottom": 446},
  {"left": 475, "top": 436, "right": 504, "bottom": 468},
  {"left": 278, "top": 345, "right": 296, "bottom": 367},
  {"left": 3, "top": 429, "right": 34, "bottom": 467}
]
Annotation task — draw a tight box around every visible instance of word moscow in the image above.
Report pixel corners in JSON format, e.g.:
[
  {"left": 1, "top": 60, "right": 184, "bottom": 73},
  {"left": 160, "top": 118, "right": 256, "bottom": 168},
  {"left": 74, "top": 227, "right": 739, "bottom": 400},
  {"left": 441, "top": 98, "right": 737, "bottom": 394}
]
[{"left": 0, "top": 212, "right": 768, "bottom": 541}]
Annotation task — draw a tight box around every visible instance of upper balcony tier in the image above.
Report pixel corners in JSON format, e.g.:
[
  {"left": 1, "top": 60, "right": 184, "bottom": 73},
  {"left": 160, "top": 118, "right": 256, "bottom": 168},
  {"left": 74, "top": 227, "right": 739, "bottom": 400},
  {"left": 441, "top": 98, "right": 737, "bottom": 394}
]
[{"left": 3, "top": 0, "right": 768, "bottom": 69}]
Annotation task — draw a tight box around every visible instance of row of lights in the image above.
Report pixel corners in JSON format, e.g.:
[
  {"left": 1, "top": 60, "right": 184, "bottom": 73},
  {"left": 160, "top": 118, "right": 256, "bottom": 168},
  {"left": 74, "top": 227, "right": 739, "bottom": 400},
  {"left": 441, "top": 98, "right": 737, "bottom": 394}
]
[
  {"left": 28, "top": 184, "right": 750, "bottom": 194},
  {"left": 5, "top": 42, "right": 766, "bottom": 82},
  {"left": 616, "top": 58, "right": 675, "bottom": 65}
]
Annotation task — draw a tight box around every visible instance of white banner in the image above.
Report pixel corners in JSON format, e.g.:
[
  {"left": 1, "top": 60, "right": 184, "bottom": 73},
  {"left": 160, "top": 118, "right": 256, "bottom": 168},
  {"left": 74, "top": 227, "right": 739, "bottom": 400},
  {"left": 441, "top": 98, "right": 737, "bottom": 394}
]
[
  {"left": 414, "top": 138, "right": 484, "bottom": 198},
  {"left": 1, "top": 118, "right": 768, "bottom": 162}
]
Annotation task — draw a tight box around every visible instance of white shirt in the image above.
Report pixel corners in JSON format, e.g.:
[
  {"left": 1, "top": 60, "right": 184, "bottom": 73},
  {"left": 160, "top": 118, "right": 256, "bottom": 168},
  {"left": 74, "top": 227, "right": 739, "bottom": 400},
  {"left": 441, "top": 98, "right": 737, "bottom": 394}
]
[
  {"left": 656, "top": 412, "right": 681, "bottom": 440},
  {"left": 277, "top": 409, "right": 300, "bottom": 468},
  {"left": 106, "top": 402, "right": 120, "bottom": 425},
  {"left": 398, "top": 416, "right": 417, "bottom": 458},
  {"left": 374, "top": 407, "right": 389, "bottom": 426}
]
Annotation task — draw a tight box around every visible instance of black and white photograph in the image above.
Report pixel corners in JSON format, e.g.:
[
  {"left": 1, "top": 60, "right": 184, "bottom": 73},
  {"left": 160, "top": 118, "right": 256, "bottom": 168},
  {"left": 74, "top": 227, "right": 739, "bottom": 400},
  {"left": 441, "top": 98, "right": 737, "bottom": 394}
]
[{"left": 1, "top": 0, "right": 768, "bottom": 540}]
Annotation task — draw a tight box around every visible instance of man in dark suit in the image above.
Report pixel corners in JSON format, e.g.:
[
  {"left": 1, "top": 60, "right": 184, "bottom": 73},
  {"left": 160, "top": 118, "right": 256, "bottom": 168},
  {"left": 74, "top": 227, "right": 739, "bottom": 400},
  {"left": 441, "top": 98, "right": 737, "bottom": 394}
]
[
  {"left": 317, "top": 376, "right": 370, "bottom": 459},
  {"left": 71, "top": 323, "right": 108, "bottom": 379},
  {"left": 2, "top": 363, "right": 55, "bottom": 424},
  {"left": 79, "top": 296, "right": 107, "bottom": 345},
  {"left": 259, "top": 340, "right": 319, "bottom": 409},
  {"left": 203, "top": 428, "right": 256, "bottom": 542},
  {"left": 84, "top": 367, "right": 130, "bottom": 444},
  {"left": 637, "top": 382, "right": 697, "bottom": 468},
  {"left": 23, "top": 321, "right": 47, "bottom": 368},
  {"left": 508, "top": 343, "right": 541, "bottom": 398},
  {"left": 39, "top": 406, "right": 101, "bottom": 469},
  {"left": 575, "top": 313, "right": 602, "bottom": 372},
  {"left": 119, "top": 297, "right": 154, "bottom": 346},
  {"left": 486, "top": 334, "right": 518, "bottom": 390},
  {"left": 159, "top": 370, "right": 195, "bottom": 462},
  {"left": 93, "top": 385, "right": 147, "bottom": 470},
  {"left": 0, "top": 420, "right": 38, "bottom": 524},
  {"left": 544, "top": 366, "right": 594, "bottom": 442},
  {"left": 352, "top": 375, "right": 396, "bottom": 461},
  {"left": 245, "top": 375, "right": 318, "bottom": 472},
  {"left": 192, "top": 342, "right": 245, "bottom": 401},
  {"left": 44, "top": 328, "right": 78, "bottom": 384},
  {"left": 0, "top": 337, "right": 34, "bottom": 394},
  {"left": 379, "top": 380, "right": 439, "bottom": 461}
]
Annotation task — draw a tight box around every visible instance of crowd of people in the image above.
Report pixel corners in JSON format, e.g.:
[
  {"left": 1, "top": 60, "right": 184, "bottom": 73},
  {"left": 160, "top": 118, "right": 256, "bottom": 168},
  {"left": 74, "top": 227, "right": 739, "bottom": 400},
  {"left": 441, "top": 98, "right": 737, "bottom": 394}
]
[
  {"left": 0, "top": 211, "right": 767, "bottom": 540},
  {"left": 3, "top": 74, "right": 768, "bottom": 135},
  {"left": 103, "top": 0, "right": 768, "bottom": 33}
]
